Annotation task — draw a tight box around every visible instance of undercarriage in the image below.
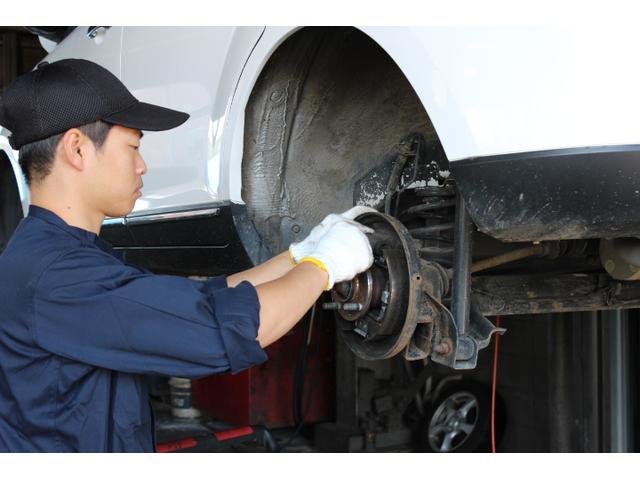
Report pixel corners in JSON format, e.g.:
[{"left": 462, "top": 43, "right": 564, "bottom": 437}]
[{"left": 325, "top": 133, "right": 640, "bottom": 370}]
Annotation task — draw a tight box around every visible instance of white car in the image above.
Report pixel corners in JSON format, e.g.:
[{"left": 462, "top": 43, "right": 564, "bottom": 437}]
[
  {"left": 3, "top": 26, "right": 640, "bottom": 369},
  {"left": 0, "top": 132, "right": 27, "bottom": 253}
]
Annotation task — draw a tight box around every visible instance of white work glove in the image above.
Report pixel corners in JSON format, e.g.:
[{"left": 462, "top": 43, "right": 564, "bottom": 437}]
[
  {"left": 299, "top": 220, "right": 374, "bottom": 290},
  {"left": 288, "top": 205, "right": 377, "bottom": 265}
]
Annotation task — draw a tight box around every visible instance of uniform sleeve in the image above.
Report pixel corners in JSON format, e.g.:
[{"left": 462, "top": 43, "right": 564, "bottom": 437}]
[
  {"left": 31, "top": 249, "right": 267, "bottom": 377},
  {"left": 201, "top": 275, "right": 229, "bottom": 290}
]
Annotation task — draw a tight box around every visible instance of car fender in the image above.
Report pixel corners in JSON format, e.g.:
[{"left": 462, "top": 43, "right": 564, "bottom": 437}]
[{"left": 225, "top": 26, "right": 640, "bottom": 203}]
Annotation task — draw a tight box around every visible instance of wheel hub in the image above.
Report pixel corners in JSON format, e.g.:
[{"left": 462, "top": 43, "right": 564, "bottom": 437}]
[{"left": 325, "top": 211, "right": 446, "bottom": 360}]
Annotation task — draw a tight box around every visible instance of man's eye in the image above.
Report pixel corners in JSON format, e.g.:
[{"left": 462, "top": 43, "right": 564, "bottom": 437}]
[{"left": 131, "top": 146, "right": 139, "bottom": 151}]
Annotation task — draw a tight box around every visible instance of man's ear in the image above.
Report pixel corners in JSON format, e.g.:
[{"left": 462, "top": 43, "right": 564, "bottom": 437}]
[{"left": 60, "top": 128, "right": 88, "bottom": 172}]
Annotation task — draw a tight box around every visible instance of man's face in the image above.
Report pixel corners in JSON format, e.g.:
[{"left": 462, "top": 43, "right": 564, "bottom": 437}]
[{"left": 84, "top": 125, "right": 147, "bottom": 218}]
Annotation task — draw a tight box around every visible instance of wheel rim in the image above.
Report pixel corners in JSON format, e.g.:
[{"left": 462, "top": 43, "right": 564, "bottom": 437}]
[{"left": 427, "top": 391, "right": 479, "bottom": 452}]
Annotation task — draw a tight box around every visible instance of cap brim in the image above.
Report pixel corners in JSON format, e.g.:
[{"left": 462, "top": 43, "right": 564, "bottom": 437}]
[{"left": 103, "top": 101, "right": 189, "bottom": 132}]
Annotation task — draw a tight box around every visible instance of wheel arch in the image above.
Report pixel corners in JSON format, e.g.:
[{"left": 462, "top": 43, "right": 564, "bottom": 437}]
[
  {"left": 227, "top": 26, "right": 454, "bottom": 262},
  {"left": 224, "top": 26, "right": 467, "bottom": 204}
]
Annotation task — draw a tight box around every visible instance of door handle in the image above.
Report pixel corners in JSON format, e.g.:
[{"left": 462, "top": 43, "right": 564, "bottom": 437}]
[{"left": 87, "top": 26, "right": 111, "bottom": 39}]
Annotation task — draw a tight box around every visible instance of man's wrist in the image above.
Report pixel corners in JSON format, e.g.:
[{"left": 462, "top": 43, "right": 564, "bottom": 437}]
[{"left": 298, "top": 257, "right": 331, "bottom": 291}]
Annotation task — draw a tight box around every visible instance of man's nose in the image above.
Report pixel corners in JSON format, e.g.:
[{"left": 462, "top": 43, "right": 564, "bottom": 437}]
[{"left": 136, "top": 154, "right": 148, "bottom": 175}]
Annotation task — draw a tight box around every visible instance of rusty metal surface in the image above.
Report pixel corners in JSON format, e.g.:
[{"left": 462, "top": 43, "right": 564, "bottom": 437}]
[
  {"left": 450, "top": 146, "right": 640, "bottom": 242},
  {"left": 472, "top": 272, "right": 640, "bottom": 315},
  {"left": 470, "top": 244, "right": 546, "bottom": 274},
  {"left": 334, "top": 211, "right": 428, "bottom": 361},
  {"left": 600, "top": 237, "right": 640, "bottom": 281}
]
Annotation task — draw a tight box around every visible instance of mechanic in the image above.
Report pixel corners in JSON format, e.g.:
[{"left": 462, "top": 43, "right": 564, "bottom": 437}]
[{"left": 0, "top": 58, "right": 375, "bottom": 452}]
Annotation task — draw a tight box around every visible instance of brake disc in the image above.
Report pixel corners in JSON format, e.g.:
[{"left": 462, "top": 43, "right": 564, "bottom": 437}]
[{"left": 327, "top": 211, "right": 446, "bottom": 361}]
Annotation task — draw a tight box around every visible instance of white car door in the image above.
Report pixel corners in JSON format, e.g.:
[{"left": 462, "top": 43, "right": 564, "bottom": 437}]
[
  {"left": 43, "top": 26, "right": 122, "bottom": 78},
  {"left": 120, "top": 27, "right": 265, "bottom": 215}
]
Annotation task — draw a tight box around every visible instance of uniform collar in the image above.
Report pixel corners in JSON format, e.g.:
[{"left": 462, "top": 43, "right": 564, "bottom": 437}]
[{"left": 28, "top": 205, "right": 124, "bottom": 261}]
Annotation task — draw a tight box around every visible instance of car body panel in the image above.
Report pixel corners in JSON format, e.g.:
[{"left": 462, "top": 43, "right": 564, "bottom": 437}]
[
  {"left": 15, "top": 26, "right": 640, "bottom": 232},
  {"left": 43, "top": 26, "right": 123, "bottom": 77},
  {"left": 224, "top": 26, "right": 640, "bottom": 204},
  {"left": 360, "top": 27, "right": 640, "bottom": 161},
  {"left": 120, "top": 27, "right": 265, "bottom": 215},
  {"left": 0, "top": 136, "right": 29, "bottom": 217}
]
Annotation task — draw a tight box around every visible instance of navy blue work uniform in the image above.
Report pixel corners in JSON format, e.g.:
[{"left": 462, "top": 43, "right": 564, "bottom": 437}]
[{"left": 0, "top": 205, "right": 268, "bottom": 452}]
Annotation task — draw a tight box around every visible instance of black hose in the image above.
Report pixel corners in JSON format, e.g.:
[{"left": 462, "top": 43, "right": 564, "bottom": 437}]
[
  {"left": 275, "top": 300, "right": 321, "bottom": 452},
  {"left": 292, "top": 305, "right": 313, "bottom": 425}
]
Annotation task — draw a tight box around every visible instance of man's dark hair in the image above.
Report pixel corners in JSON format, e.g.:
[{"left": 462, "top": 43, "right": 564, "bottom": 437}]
[{"left": 18, "top": 120, "right": 114, "bottom": 186}]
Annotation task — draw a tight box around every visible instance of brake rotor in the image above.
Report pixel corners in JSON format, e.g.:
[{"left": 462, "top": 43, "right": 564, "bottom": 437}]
[{"left": 328, "top": 211, "right": 428, "bottom": 360}]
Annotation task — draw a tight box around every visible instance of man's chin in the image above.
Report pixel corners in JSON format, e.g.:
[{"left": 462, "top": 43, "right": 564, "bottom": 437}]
[{"left": 103, "top": 206, "right": 134, "bottom": 218}]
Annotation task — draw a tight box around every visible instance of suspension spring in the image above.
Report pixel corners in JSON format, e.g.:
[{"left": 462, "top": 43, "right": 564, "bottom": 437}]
[{"left": 399, "top": 181, "right": 457, "bottom": 268}]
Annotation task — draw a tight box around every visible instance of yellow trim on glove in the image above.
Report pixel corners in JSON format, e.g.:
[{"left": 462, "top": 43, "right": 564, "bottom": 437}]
[{"left": 299, "top": 256, "right": 331, "bottom": 291}]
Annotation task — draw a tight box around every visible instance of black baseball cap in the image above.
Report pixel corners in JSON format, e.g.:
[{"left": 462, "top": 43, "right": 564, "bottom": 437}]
[{"left": 0, "top": 58, "right": 190, "bottom": 149}]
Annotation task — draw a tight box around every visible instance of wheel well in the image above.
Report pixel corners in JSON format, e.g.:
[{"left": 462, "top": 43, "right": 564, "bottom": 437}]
[
  {"left": 0, "top": 151, "right": 24, "bottom": 253},
  {"left": 241, "top": 27, "right": 447, "bottom": 255}
]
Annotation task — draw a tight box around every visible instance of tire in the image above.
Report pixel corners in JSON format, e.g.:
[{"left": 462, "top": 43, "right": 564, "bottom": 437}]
[{"left": 417, "top": 381, "right": 504, "bottom": 453}]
